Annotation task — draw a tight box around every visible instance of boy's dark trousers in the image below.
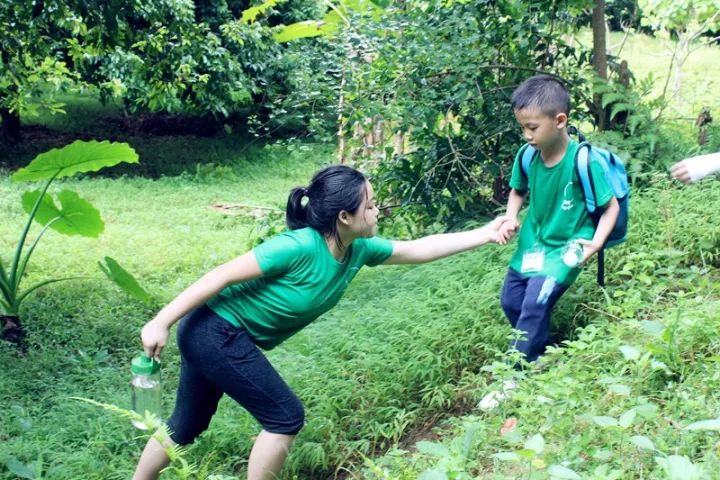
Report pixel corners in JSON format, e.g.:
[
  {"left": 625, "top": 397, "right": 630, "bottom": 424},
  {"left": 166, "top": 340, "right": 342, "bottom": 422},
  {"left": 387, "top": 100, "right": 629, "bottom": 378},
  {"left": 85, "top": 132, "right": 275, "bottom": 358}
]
[{"left": 500, "top": 268, "right": 569, "bottom": 363}]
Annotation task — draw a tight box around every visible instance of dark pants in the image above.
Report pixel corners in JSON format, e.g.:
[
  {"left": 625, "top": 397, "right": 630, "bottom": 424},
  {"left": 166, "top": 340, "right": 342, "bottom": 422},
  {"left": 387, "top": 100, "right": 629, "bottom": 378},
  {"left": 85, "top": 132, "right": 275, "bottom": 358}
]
[
  {"left": 166, "top": 306, "right": 304, "bottom": 445},
  {"left": 500, "top": 269, "right": 569, "bottom": 363}
]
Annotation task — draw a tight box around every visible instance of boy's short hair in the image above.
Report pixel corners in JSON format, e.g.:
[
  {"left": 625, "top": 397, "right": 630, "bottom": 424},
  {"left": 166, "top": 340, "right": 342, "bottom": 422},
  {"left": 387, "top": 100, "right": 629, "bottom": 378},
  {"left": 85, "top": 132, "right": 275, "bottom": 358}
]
[{"left": 511, "top": 75, "right": 570, "bottom": 117}]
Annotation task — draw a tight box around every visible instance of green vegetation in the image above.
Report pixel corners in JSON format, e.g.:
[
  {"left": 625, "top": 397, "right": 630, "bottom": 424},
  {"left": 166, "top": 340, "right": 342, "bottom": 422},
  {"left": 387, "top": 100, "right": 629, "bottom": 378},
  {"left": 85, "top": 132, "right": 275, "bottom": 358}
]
[
  {"left": 360, "top": 179, "right": 720, "bottom": 479},
  {"left": 3, "top": 160, "right": 720, "bottom": 478},
  {"left": 2, "top": 1, "right": 720, "bottom": 478},
  {"left": 0, "top": 140, "right": 142, "bottom": 346}
]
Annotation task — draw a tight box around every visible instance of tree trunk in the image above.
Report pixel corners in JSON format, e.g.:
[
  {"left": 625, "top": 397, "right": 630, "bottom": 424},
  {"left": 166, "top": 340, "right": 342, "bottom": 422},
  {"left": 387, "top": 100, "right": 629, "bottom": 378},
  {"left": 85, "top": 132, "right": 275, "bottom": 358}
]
[
  {"left": 1, "top": 314, "right": 27, "bottom": 352},
  {"left": 592, "top": 0, "right": 608, "bottom": 131},
  {"left": 0, "top": 108, "right": 21, "bottom": 145}
]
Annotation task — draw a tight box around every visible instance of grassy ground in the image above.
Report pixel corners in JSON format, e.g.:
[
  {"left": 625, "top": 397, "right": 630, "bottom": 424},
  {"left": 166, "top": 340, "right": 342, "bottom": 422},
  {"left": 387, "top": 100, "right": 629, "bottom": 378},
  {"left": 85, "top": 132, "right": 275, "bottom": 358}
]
[{"left": 357, "top": 178, "right": 720, "bottom": 479}]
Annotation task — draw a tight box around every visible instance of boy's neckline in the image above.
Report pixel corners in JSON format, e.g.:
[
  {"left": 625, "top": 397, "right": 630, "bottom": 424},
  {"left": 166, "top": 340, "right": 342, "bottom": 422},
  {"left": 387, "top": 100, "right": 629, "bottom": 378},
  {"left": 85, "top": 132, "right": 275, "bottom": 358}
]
[{"left": 539, "top": 136, "right": 571, "bottom": 168}]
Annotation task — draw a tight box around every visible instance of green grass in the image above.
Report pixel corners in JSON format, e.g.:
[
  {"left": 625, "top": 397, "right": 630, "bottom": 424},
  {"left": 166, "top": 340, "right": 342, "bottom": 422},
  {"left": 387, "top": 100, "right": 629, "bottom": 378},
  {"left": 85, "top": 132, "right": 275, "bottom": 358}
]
[
  {"left": 359, "top": 178, "right": 720, "bottom": 479},
  {"left": 3, "top": 161, "right": 720, "bottom": 479}
]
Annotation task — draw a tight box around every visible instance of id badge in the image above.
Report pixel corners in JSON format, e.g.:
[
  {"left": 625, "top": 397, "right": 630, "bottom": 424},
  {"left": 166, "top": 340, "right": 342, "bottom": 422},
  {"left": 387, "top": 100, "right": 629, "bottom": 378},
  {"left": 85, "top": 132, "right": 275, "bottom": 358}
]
[{"left": 521, "top": 249, "right": 545, "bottom": 273}]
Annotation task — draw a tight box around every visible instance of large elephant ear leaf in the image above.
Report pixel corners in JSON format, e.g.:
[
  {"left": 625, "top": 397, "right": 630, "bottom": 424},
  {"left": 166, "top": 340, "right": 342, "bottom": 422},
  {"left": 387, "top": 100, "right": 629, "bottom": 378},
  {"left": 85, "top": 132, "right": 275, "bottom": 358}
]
[
  {"left": 22, "top": 190, "right": 104, "bottom": 237},
  {"left": 99, "top": 257, "right": 151, "bottom": 302},
  {"left": 12, "top": 140, "right": 138, "bottom": 182}
]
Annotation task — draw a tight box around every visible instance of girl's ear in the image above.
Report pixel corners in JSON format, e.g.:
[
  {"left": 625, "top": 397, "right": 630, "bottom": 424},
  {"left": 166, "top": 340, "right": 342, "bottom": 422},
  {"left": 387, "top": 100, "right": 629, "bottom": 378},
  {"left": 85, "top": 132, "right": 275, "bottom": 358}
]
[{"left": 337, "top": 210, "right": 351, "bottom": 226}]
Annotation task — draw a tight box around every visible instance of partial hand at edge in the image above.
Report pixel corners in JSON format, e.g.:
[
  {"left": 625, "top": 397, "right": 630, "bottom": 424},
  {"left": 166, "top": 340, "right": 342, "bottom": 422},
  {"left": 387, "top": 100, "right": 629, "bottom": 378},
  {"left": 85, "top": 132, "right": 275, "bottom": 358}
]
[{"left": 670, "top": 160, "right": 692, "bottom": 184}]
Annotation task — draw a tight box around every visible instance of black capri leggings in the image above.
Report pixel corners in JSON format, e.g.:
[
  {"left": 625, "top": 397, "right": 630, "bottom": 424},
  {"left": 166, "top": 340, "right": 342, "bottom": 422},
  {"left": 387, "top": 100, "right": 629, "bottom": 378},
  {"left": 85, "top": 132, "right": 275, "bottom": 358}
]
[{"left": 166, "top": 305, "right": 305, "bottom": 445}]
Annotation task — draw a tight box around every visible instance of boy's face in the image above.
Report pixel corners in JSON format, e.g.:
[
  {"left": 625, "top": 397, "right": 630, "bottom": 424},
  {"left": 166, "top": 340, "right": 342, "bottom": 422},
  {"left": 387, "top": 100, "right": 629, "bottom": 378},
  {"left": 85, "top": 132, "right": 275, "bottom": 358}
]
[{"left": 513, "top": 107, "right": 567, "bottom": 151}]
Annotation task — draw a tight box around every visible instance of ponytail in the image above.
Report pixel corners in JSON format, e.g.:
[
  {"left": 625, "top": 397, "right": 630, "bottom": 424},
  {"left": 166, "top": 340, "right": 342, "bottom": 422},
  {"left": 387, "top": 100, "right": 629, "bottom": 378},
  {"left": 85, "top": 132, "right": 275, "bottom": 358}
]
[{"left": 286, "top": 187, "right": 309, "bottom": 230}]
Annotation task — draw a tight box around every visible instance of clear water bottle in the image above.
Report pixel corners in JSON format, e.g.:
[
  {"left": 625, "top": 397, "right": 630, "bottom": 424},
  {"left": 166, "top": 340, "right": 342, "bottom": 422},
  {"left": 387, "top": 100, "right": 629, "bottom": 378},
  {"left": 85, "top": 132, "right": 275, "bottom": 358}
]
[
  {"left": 562, "top": 240, "right": 584, "bottom": 268},
  {"left": 130, "top": 353, "right": 161, "bottom": 430}
]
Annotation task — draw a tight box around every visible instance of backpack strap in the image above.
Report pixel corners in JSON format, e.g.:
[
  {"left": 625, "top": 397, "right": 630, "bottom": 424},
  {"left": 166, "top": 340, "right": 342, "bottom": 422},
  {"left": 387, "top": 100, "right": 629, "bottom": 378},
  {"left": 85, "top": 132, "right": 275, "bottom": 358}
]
[
  {"left": 574, "top": 142, "right": 598, "bottom": 214},
  {"left": 520, "top": 144, "right": 537, "bottom": 185},
  {"left": 574, "top": 142, "right": 606, "bottom": 287}
]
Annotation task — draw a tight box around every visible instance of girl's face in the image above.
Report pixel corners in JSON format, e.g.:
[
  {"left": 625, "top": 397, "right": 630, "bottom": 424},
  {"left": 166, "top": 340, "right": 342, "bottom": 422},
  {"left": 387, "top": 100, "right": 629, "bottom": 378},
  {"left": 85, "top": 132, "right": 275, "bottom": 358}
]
[{"left": 344, "top": 180, "right": 379, "bottom": 238}]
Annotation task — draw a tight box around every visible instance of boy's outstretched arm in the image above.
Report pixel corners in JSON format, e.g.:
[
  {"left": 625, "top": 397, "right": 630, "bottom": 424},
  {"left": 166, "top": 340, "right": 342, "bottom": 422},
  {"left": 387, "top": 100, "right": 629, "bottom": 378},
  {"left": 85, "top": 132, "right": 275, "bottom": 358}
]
[
  {"left": 577, "top": 197, "right": 620, "bottom": 263},
  {"left": 500, "top": 188, "right": 526, "bottom": 241}
]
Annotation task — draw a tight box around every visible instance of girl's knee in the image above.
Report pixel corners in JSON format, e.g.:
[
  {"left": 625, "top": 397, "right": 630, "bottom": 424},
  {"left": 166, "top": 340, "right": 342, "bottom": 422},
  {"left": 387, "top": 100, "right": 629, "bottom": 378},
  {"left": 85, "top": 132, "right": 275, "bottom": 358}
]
[{"left": 262, "top": 397, "right": 305, "bottom": 436}]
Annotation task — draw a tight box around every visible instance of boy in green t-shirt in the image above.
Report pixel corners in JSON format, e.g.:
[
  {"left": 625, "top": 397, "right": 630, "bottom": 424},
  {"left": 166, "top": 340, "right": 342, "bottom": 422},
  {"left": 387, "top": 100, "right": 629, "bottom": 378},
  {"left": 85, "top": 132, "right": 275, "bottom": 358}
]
[{"left": 498, "top": 76, "right": 619, "bottom": 365}]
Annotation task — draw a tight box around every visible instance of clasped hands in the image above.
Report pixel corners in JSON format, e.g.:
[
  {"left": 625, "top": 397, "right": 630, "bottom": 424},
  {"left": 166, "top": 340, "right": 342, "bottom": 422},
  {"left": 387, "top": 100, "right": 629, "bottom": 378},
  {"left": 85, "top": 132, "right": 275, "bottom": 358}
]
[
  {"left": 485, "top": 216, "right": 602, "bottom": 265},
  {"left": 482, "top": 216, "right": 519, "bottom": 246}
]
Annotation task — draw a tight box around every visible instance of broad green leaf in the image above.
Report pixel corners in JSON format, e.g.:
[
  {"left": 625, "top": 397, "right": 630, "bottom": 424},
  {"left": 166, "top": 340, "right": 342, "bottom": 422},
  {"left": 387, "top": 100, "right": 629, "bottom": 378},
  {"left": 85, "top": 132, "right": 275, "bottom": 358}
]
[
  {"left": 22, "top": 190, "right": 104, "bottom": 237},
  {"left": 685, "top": 419, "right": 720, "bottom": 431},
  {"left": 517, "top": 448, "right": 537, "bottom": 459},
  {"left": 592, "top": 449, "right": 613, "bottom": 460},
  {"left": 493, "top": 451, "right": 520, "bottom": 461},
  {"left": 601, "top": 92, "right": 627, "bottom": 109},
  {"left": 342, "top": 0, "right": 385, "bottom": 20},
  {"left": 524, "top": 433, "right": 545, "bottom": 454},
  {"left": 636, "top": 402, "right": 659, "bottom": 419},
  {"left": 12, "top": 140, "right": 138, "bottom": 182},
  {"left": 640, "top": 320, "right": 664, "bottom": 336},
  {"left": 548, "top": 464, "right": 581, "bottom": 479},
  {"left": 241, "top": 0, "right": 285, "bottom": 23},
  {"left": 99, "top": 257, "right": 150, "bottom": 302},
  {"left": 416, "top": 441, "right": 449, "bottom": 457},
  {"left": 461, "top": 423, "right": 480, "bottom": 457},
  {"left": 592, "top": 416, "right": 618, "bottom": 428},
  {"left": 656, "top": 455, "right": 704, "bottom": 480},
  {"left": 609, "top": 384, "right": 631, "bottom": 396},
  {"left": 619, "top": 409, "right": 636, "bottom": 429},
  {"left": 619, "top": 345, "right": 640, "bottom": 361},
  {"left": 419, "top": 469, "right": 448, "bottom": 480},
  {"left": 2, "top": 456, "right": 36, "bottom": 479},
  {"left": 630, "top": 435, "right": 655, "bottom": 451},
  {"left": 273, "top": 20, "right": 339, "bottom": 43}
]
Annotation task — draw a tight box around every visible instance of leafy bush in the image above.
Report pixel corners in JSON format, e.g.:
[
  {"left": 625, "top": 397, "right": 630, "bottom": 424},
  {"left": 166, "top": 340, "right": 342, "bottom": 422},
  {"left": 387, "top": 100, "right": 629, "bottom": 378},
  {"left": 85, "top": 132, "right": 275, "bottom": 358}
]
[{"left": 334, "top": 0, "right": 594, "bottom": 227}]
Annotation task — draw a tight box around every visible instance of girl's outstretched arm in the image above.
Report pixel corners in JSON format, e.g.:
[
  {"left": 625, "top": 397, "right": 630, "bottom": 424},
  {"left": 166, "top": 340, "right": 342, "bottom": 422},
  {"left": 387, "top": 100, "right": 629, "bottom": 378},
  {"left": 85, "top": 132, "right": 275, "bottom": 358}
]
[
  {"left": 383, "top": 216, "right": 510, "bottom": 265},
  {"left": 141, "top": 251, "right": 263, "bottom": 358}
]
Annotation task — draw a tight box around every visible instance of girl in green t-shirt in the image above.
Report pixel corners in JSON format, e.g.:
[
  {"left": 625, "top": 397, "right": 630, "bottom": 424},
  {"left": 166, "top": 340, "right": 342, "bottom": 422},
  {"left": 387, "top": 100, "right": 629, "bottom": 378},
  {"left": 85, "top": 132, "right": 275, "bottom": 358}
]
[{"left": 133, "top": 165, "right": 509, "bottom": 480}]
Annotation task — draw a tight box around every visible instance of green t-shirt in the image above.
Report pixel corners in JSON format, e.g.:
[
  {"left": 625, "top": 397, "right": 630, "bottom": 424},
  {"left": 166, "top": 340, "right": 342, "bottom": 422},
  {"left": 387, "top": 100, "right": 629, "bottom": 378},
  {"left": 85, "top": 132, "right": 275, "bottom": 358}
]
[
  {"left": 508, "top": 141, "right": 614, "bottom": 285},
  {"left": 208, "top": 227, "right": 393, "bottom": 350}
]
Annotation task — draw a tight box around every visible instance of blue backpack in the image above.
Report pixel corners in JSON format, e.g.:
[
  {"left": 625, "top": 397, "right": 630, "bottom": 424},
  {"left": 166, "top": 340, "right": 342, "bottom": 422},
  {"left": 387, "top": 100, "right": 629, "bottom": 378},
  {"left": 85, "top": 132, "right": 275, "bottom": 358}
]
[{"left": 519, "top": 136, "right": 629, "bottom": 286}]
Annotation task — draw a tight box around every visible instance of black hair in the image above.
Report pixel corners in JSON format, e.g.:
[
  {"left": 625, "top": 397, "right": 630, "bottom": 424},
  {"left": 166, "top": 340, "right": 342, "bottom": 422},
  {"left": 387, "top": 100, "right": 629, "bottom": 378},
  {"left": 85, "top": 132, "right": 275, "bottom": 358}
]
[
  {"left": 286, "top": 165, "right": 367, "bottom": 246},
  {"left": 511, "top": 75, "right": 570, "bottom": 116}
]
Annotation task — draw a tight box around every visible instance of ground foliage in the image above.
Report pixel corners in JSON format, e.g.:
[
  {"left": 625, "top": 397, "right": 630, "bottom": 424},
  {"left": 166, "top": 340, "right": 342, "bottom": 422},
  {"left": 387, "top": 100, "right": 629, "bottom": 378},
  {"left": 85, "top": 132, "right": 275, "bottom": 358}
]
[
  {"left": 2, "top": 162, "right": 720, "bottom": 478},
  {"left": 359, "top": 179, "right": 720, "bottom": 480}
]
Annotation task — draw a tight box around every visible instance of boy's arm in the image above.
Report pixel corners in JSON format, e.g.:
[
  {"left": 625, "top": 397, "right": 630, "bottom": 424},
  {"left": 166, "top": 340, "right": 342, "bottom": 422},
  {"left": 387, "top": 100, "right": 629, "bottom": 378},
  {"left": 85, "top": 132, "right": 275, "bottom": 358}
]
[
  {"left": 577, "top": 197, "right": 619, "bottom": 263},
  {"left": 505, "top": 188, "right": 526, "bottom": 221},
  {"left": 499, "top": 188, "right": 527, "bottom": 240}
]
